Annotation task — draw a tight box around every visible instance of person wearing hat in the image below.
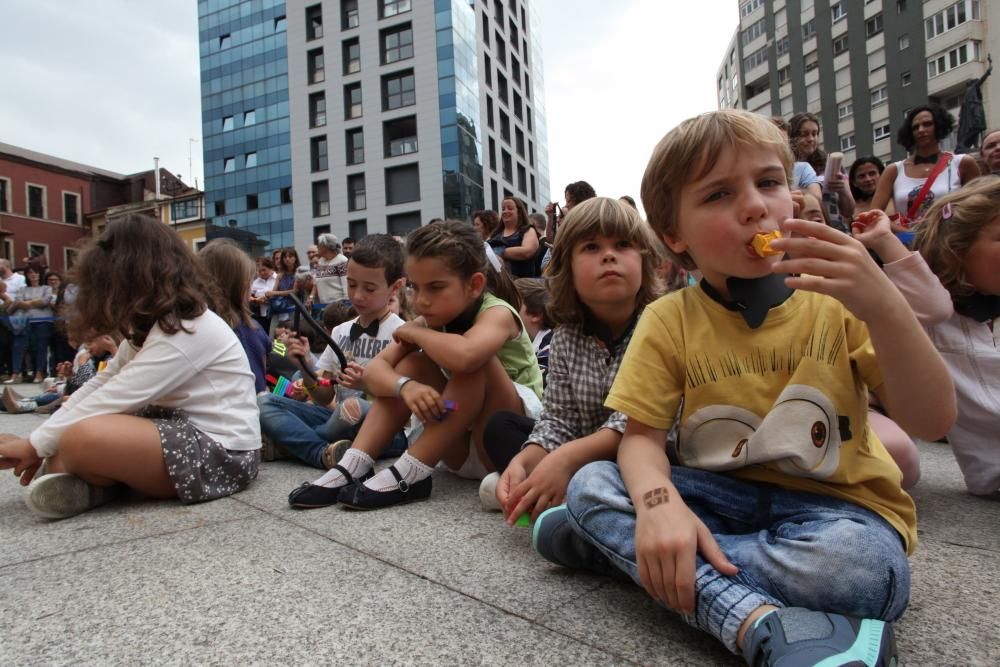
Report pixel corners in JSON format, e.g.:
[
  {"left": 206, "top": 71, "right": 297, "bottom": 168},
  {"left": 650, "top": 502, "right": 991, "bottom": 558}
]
[{"left": 310, "top": 233, "right": 349, "bottom": 314}]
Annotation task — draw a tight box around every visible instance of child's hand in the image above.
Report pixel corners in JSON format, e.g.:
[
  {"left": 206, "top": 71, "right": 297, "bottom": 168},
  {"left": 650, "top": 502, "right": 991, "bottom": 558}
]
[
  {"left": 285, "top": 335, "right": 311, "bottom": 359},
  {"left": 790, "top": 189, "right": 805, "bottom": 218},
  {"left": 498, "top": 445, "right": 547, "bottom": 520},
  {"left": 336, "top": 361, "right": 365, "bottom": 390},
  {"left": 506, "top": 454, "right": 575, "bottom": 524},
  {"left": 826, "top": 171, "right": 849, "bottom": 194},
  {"left": 399, "top": 381, "right": 445, "bottom": 423},
  {"left": 770, "top": 218, "right": 902, "bottom": 322},
  {"left": 635, "top": 498, "right": 737, "bottom": 613},
  {"left": 0, "top": 436, "right": 43, "bottom": 486},
  {"left": 289, "top": 379, "right": 307, "bottom": 401},
  {"left": 851, "top": 209, "right": 909, "bottom": 264}
]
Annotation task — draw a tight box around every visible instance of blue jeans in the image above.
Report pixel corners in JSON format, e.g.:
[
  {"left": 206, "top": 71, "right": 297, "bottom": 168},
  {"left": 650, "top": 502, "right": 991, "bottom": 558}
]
[
  {"left": 566, "top": 462, "right": 910, "bottom": 654},
  {"left": 257, "top": 393, "right": 407, "bottom": 468},
  {"left": 27, "top": 321, "right": 52, "bottom": 376}
]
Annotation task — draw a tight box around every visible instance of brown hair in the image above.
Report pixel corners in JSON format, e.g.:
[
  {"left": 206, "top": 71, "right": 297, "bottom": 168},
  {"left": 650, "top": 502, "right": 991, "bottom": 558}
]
[
  {"left": 322, "top": 301, "right": 358, "bottom": 330},
  {"left": 641, "top": 110, "right": 793, "bottom": 269},
  {"left": 500, "top": 196, "right": 532, "bottom": 236},
  {"left": 69, "top": 213, "right": 216, "bottom": 346},
  {"left": 197, "top": 238, "right": 256, "bottom": 328},
  {"left": 544, "top": 197, "right": 665, "bottom": 325},
  {"left": 789, "top": 111, "right": 826, "bottom": 171},
  {"left": 514, "top": 278, "right": 554, "bottom": 329},
  {"left": 472, "top": 209, "right": 500, "bottom": 238},
  {"left": 914, "top": 175, "right": 1000, "bottom": 300},
  {"left": 406, "top": 219, "right": 522, "bottom": 311}
]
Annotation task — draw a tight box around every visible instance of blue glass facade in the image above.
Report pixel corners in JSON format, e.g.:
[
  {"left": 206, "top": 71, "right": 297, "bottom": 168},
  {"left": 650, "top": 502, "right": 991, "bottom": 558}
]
[
  {"left": 198, "top": 0, "right": 292, "bottom": 254},
  {"left": 435, "top": 0, "right": 484, "bottom": 219}
]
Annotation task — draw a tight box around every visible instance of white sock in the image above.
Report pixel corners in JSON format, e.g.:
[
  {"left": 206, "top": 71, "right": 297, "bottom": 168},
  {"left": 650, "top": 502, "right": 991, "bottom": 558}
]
[
  {"left": 363, "top": 452, "right": 433, "bottom": 492},
  {"left": 312, "top": 448, "right": 374, "bottom": 488}
]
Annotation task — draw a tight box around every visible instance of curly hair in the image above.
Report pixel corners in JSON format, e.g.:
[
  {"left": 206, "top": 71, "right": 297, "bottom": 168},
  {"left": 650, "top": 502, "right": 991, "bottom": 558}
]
[
  {"left": 544, "top": 197, "right": 665, "bottom": 325},
  {"left": 789, "top": 112, "right": 826, "bottom": 172},
  {"left": 197, "top": 238, "right": 256, "bottom": 329},
  {"left": 897, "top": 104, "right": 955, "bottom": 152},
  {"left": 914, "top": 175, "right": 1000, "bottom": 300},
  {"left": 69, "top": 213, "right": 217, "bottom": 346},
  {"left": 848, "top": 156, "right": 885, "bottom": 200}
]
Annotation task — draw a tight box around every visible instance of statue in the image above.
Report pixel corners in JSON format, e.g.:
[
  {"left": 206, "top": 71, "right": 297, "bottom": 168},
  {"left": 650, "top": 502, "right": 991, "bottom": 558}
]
[{"left": 956, "top": 54, "right": 992, "bottom": 154}]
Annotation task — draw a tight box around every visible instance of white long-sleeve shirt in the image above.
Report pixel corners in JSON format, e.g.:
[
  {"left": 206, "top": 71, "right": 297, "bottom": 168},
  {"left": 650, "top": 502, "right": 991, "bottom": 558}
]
[{"left": 29, "top": 310, "right": 260, "bottom": 457}]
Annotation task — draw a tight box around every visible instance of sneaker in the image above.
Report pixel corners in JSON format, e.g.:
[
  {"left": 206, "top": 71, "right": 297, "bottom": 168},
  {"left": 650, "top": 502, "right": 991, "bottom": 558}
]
[
  {"left": 479, "top": 472, "right": 501, "bottom": 511},
  {"left": 742, "top": 608, "right": 898, "bottom": 667},
  {"left": 24, "top": 473, "right": 120, "bottom": 520},
  {"left": 323, "top": 439, "right": 353, "bottom": 469},
  {"left": 531, "top": 505, "right": 618, "bottom": 577},
  {"left": 2, "top": 377, "right": 15, "bottom": 385},
  {"left": 32, "top": 373, "right": 44, "bottom": 384}
]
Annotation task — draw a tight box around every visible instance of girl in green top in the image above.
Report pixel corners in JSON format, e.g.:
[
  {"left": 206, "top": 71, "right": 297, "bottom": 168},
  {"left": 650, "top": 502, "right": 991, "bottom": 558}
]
[{"left": 293, "top": 220, "right": 542, "bottom": 511}]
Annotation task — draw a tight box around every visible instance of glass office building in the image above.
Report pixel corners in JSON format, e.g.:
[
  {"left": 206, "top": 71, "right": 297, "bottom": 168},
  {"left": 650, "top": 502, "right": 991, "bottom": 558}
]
[{"left": 198, "top": 0, "right": 293, "bottom": 254}]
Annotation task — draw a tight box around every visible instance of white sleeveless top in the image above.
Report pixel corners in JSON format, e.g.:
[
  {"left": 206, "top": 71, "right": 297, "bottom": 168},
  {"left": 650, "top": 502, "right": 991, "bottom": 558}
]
[{"left": 892, "top": 156, "right": 962, "bottom": 225}]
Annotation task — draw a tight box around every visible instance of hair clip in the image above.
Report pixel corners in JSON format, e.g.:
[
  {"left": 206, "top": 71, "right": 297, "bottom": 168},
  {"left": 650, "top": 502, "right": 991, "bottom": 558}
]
[{"left": 942, "top": 203, "right": 953, "bottom": 220}]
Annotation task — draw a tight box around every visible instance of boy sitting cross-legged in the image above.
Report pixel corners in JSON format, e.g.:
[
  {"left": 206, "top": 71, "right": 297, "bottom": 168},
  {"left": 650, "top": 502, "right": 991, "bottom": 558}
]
[
  {"left": 532, "top": 110, "right": 956, "bottom": 666},
  {"left": 259, "top": 234, "right": 409, "bottom": 486}
]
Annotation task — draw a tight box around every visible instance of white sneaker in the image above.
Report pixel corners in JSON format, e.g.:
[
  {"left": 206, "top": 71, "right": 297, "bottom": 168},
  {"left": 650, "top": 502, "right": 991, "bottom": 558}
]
[
  {"left": 479, "top": 472, "right": 502, "bottom": 511},
  {"left": 24, "top": 473, "right": 118, "bottom": 520}
]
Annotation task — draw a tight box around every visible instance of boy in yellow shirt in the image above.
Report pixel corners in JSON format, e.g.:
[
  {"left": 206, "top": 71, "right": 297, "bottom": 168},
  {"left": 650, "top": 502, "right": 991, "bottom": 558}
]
[{"left": 532, "top": 110, "right": 955, "bottom": 666}]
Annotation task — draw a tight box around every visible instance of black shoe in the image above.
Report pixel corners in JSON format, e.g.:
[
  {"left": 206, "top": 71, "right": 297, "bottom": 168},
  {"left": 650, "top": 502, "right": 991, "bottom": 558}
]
[
  {"left": 339, "top": 465, "right": 432, "bottom": 510},
  {"left": 287, "top": 465, "right": 373, "bottom": 509}
]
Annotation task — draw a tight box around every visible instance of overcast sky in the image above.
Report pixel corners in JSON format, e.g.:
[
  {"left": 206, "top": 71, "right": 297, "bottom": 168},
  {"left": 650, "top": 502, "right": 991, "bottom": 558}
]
[{"left": 0, "top": 0, "right": 736, "bottom": 214}]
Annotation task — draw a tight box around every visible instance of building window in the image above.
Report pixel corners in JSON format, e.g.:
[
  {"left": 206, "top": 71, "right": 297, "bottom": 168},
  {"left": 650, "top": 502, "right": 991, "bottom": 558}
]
[
  {"left": 346, "top": 128, "right": 365, "bottom": 165},
  {"left": 838, "top": 101, "right": 853, "bottom": 119},
  {"left": 840, "top": 134, "right": 856, "bottom": 151},
  {"left": 517, "top": 163, "right": 526, "bottom": 195},
  {"left": 383, "top": 116, "right": 417, "bottom": 157},
  {"left": 833, "top": 35, "right": 849, "bottom": 56},
  {"left": 0, "top": 177, "right": 9, "bottom": 213},
  {"left": 493, "top": 0, "right": 504, "bottom": 23},
  {"left": 901, "top": 70, "right": 912, "bottom": 86},
  {"left": 343, "top": 38, "right": 361, "bottom": 74},
  {"left": 870, "top": 85, "right": 888, "bottom": 107},
  {"left": 347, "top": 174, "right": 366, "bottom": 211},
  {"left": 214, "top": 200, "right": 226, "bottom": 216},
  {"left": 482, "top": 12, "right": 489, "bottom": 46},
  {"left": 866, "top": 14, "right": 883, "bottom": 38},
  {"left": 281, "top": 187, "right": 292, "bottom": 204},
  {"left": 495, "top": 31, "right": 506, "bottom": 67},
  {"left": 274, "top": 15, "right": 286, "bottom": 31},
  {"left": 245, "top": 152, "right": 257, "bottom": 168},
  {"left": 311, "top": 136, "right": 329, "bottom": 172},
  {"left": 925, "top": 1, "right": 979, "bottom": 40},
  {"left": 387, "top": 211, "right": 421, "bottom": 236},
  {"left": 501, "top": 149, "right": 512, "bottom": 183},
  {"left": 831, "top": 2, "right": 846, "bottom": 22},
  {"left": 306, "top": 4, "right": 323, "bottom": 40},
  {"left": 927, "top": 40, "right": 981, "bottom": 78},
  {"left": 740, "top": 17, "right": 766, "bottom": 46},
  {"left": 222, "top": 115, "right": 234, "bottom": 131},
  {"left": 219, "top": 33, "right": 231, "bottom": 49},
  {"left": 899, "top": 33, "right": 910, "bottom": 50},
  {"left": 381, "top": 23, "right": 413, "bottom": 65},
  {"left": 485, "top": 54, "right": 492, "bottom": 88},
  {"left": 528, "top": 140, "right": 534, "bottom": 168},
  {"left": 171, "top": 199, "right": 200, "bottom": 221},
  {"left": 349, "top": 220, "right": 367, "bottom": 239},
  {"left": 310, "top": 92, "right": 327, "bottom": 127},
  {"left": 312, "top": 181, "right": 330, "bottom": 217},
  {"left": 380, "top": 0, "right": 411, "bottom": 19},
  {"left": 385, "top": 164, "right": 420, "bottom": 206},
  {"left": 486, "top": 97, "right": 494, "bottom": 129},
  {"left": 344, "top": 83, "right": 362, "bottom": 119},
  {"left": 515, "top": 127, "right": 525, "bottom": 157},
  {"left": 777, "top": 66, "right": 790, "bottom": 85},
  {"left": 743, "top": 45, "right": 768, "bottom": 71},
  {"left": 26, "top": 184, "right": 46, "bottom": 218},
  {"left": 775, "top": 36, "right": 789, "bottom": 56},
  {"left": 382, "top": 70, "right": 415, "bottom": 110},
  {"left": 802, "top": 19, "right": 815, "bottom": 40},
  {"left": 740, "top": 0, "right": 764, "bottom": 16},
  {"left": 247, "top": 194, "right": 259, "bottom": 210},
  {"left": 244, "top": 109, "right": 256, "bottom": 126},
  {"left": 488, "top": 137, "right": 497, "bottom": 170},
  {"left": 869, "top": 48, "right": 886, "bottom": 73},
  {"left": 341, "top": 0, "right": 358, "bottom": 30},
  {"left": 804, "top": 52, "right": 818, "bottom": 73},
  {"left": 499, "top": 111, "right": 510, "bottom": 143},
  {"left": 62, "top": 192, "right": 79, "bottom": 224},
  {"left": 874, "top": 124, "right": 892, "bottom": 141},
  {"left": 509, "top": 18, "right": 519, "bottom": 51},
  {"left": 512, "top": 91, "right": 522, "bottom": 120},
  {"left": 308, "top": 48, "right": 325, "bottom": 84},
  {"left": 497, "top": 72, "right": 508, "bottom": 105},
  {"left": 224, "top": 157, "right": 236, "bottom": 173},
  {"left": 510, "top": 55, "right": 521, "bottom": 87}
]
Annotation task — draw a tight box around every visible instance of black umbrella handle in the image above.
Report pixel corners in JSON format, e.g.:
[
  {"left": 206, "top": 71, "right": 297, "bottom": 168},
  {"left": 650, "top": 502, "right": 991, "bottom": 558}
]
[{"left": 286, "top": 293, "right": 348, "bottom": 376}]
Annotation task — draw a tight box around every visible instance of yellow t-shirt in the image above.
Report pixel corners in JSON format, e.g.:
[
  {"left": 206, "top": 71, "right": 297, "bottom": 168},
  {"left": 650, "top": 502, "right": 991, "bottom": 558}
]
[{"left": 606, "top": 286, "right": 917, "bottom": 553}]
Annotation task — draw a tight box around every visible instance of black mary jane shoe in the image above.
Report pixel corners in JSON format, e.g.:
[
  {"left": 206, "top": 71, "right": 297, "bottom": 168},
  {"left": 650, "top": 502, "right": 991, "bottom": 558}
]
[
  {"left": 339, "top": 465, "right": 432, "bottom": 510},
  {"left": 287, "top": 465, "right": 373, "bottom": 509}
]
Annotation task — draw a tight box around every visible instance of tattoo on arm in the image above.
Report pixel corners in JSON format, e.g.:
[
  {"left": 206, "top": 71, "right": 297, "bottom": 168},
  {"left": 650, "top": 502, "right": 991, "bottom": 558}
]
[{"left": 643, "top": 487, "right": 669, "bottom": 510}]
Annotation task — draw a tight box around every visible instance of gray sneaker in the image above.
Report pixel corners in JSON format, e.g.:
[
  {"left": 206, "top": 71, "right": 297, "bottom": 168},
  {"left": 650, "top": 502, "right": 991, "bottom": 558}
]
[
  {"left": 24, "top": 473, "right": 119, "bottom": 520},
  {"left": 532, "top": 505, "right": 619, "bottom": 577}
]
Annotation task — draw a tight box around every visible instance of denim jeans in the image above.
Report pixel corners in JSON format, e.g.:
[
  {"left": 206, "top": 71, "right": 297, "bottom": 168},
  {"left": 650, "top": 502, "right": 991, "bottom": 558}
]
[
  {"left": 565, "top": 462, "right": 910, "bottom": 654},
  {"left": 257, "top": 393, "right": 407, "bottom": 469},
  {"left": 27, "top": 321, "right": 52, "bottom": 376}
]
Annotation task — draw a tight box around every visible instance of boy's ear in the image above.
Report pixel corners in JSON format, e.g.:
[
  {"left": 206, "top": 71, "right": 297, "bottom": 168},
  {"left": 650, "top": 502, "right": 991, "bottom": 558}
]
[
  {"left": 390, "top": 277, "right": 405, "bottom": 295},
  {"left": 661, "top": 231, "right": 688, "bottom": 256}
]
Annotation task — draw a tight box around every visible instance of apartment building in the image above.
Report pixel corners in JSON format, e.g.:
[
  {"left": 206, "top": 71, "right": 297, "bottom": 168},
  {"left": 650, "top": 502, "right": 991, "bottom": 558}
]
[
  {"left": 717, "top": 0, "right": 997, "bottom": 166},
  {"left": 198, "top": 0, "right": 550, "bottom": 252}
]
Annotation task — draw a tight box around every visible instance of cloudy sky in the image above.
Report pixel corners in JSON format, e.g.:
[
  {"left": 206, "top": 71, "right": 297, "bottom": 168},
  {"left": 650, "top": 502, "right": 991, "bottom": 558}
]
[{"left": 0, "top": 0, "right": 735, "bottom": 212}]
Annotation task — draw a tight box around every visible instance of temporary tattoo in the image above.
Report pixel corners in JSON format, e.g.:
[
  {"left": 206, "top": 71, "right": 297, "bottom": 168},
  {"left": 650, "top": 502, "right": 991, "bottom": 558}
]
[{"left": 643, "top": 487, "right": 669, "bottom": 509}]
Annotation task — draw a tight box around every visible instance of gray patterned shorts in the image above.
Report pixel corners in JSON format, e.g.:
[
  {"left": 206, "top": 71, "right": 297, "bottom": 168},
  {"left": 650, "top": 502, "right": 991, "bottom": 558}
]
[{"left": 139, "top": 406, "right": 261, "bottom": 504}]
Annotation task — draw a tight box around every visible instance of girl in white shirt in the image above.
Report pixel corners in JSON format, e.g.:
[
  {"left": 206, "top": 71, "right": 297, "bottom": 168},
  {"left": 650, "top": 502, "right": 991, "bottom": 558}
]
[{"left": 0, "top": 214, "right": 261, "bottom": 519}]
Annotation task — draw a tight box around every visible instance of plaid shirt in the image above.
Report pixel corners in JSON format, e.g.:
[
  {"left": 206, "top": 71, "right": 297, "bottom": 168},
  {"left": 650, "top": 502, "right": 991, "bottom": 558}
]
[{"left": 525, "top": 321, "right": 632, "bottom": 452}]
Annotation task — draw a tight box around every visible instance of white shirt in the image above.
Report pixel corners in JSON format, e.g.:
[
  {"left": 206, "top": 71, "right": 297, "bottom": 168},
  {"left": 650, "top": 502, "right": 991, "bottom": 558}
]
[
  {"left": 312, "top": 254, "right": 349, "bottom": 304},
  {"left": 3, "top": 272, "right": 25, "bottom": 298},
  {"left": 318, "top": 312, "right": 405, "bottom": 402},
  {"left": 30, "top": 309, "right": 260, "bottom": 457},
  {"left": 250, "top": 273, "right": 276, "bottom": 316}
]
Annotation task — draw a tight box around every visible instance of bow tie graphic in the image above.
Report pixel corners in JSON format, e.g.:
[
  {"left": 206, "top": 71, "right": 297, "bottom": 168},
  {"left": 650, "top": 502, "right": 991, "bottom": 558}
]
[{"left": 349, "top": 319, "right": 380, "bottom": 342}]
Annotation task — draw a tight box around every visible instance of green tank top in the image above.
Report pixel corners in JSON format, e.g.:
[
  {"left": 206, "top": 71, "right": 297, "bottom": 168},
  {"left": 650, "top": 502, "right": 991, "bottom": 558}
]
[{"left": 478, "top": 293, "right": 543, "bottom": 400}]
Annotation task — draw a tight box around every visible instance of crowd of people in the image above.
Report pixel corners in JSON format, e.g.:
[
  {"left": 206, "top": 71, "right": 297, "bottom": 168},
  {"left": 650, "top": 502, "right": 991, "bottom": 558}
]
[{"left": 0, "top": 101, "right": 998, "bottom": 666}]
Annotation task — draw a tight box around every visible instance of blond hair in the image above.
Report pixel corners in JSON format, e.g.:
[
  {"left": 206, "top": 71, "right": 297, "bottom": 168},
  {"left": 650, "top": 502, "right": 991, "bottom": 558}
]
[
  {"left": 914, "top": 175, "right": 1000, "bottom": 300},
  {"left": 641, "top": 109, "right": 794, "bottom": 269},
  {"left": 544, "top": 197, "right": 665, "bottom": 325}
]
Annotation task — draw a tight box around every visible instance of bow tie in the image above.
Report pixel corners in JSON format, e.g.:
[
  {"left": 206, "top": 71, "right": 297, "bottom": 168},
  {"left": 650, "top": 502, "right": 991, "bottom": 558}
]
[
  {"left": 954, "top": 293, "right": 1000, "bottom": 323},
  {"left": 912, "top": 153, "right": 940, "bottom": 165},
  {"left": 700, "top": 274, "right": 796, "bottom": 329},
  {"left": 349, "top": 319, "right": 380, "bottom": 342}
]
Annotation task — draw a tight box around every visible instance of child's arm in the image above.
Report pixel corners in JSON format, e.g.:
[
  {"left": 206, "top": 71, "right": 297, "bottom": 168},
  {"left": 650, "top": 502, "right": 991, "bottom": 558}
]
[
  {"left": 772, "top": 219, "right": 956, "bottom": 440},
  {"left": 393, "top": 306, "right": 519, "bottom": 374},
  {"left": 618, "top": 417, "right": 738, "bottom": 613}
]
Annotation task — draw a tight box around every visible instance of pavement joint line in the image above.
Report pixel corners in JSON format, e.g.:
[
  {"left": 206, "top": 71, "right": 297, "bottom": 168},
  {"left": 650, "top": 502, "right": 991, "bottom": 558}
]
[
  {"left": 529, "top": 578, "right": 607, "bottom": 624},
  {"left": 0, "top": 513, "right": 261, "bottom": 573},
  {"left": 226, "top": 494, "right": 645, "bottom": 666}
]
